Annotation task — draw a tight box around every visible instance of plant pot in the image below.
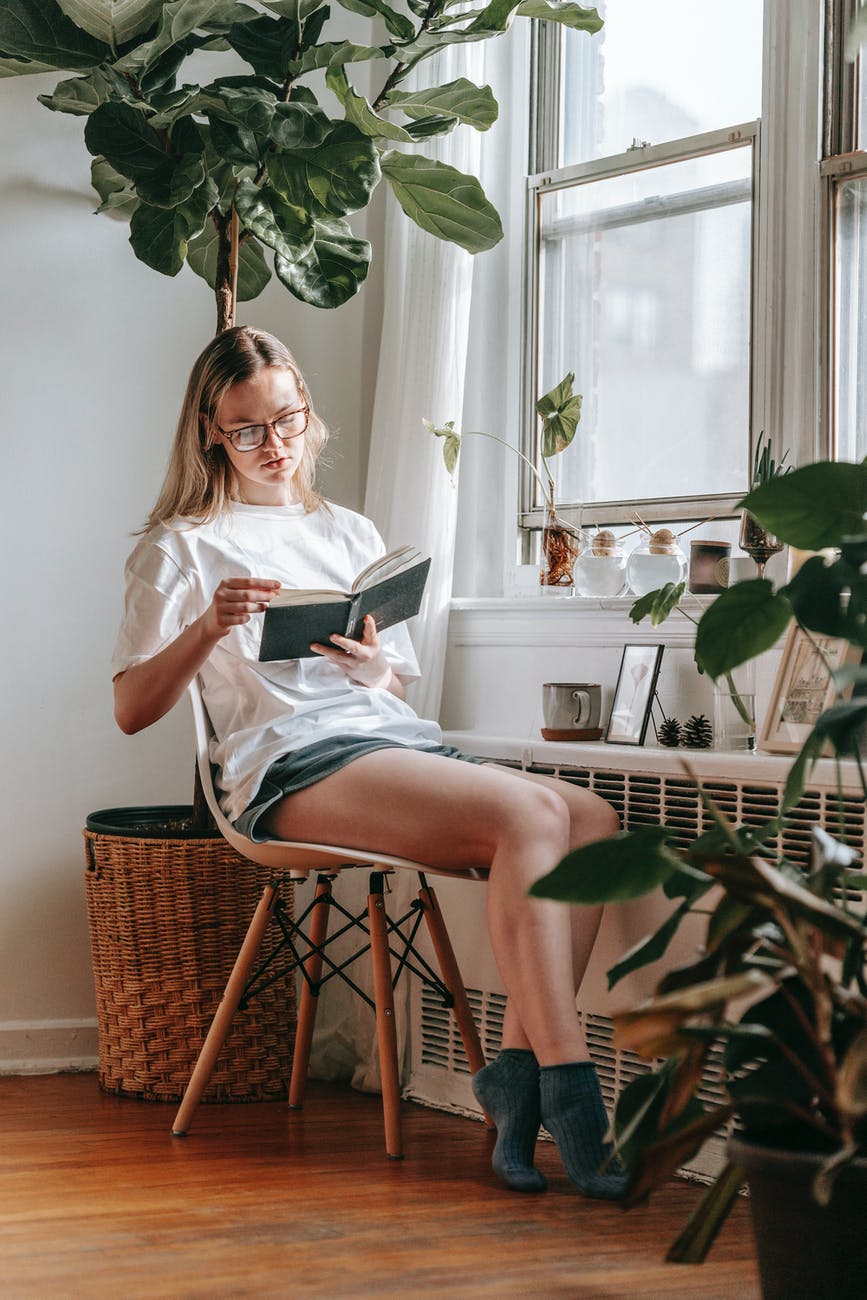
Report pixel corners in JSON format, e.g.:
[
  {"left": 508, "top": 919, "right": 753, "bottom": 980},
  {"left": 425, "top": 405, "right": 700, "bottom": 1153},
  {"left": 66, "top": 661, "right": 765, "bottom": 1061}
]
[
  {"left": 84, "top": 805, "right": 296, "bottom": 1102},
  {"left": 729, "top": 1136, "right": 867, "bottom": 1300}
]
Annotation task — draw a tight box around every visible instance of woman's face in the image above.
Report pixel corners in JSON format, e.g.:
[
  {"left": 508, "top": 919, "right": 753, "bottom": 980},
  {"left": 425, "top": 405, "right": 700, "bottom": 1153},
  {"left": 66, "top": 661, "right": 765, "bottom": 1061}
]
[{"left": 213, "top": 366, "right": 307, "bottom": 506}]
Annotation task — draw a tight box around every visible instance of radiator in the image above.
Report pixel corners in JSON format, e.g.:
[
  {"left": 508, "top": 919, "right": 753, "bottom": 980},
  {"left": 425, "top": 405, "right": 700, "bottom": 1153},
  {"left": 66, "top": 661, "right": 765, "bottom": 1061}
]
[{"left": 405, "top": 735, "right": 866, "bottom": 1180}]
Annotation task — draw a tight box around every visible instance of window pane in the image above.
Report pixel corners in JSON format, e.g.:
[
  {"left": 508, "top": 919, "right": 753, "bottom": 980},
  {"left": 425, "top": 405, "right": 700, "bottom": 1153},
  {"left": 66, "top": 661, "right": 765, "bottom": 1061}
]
[
  {"left": 537, "top": 147, "right": 752, "bottom": 511},
  {"left": 835, "top": 177, "right": 867, "bottom": 461},
  {"left": 561, "top": 0, "right": 763, "bottom": 168}
]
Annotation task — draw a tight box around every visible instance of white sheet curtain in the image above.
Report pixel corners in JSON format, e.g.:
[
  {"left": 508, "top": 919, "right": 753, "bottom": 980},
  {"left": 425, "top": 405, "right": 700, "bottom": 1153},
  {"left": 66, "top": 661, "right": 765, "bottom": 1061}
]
[{"left": 308, "top": 38, "right": 522, "bottom": 1091}]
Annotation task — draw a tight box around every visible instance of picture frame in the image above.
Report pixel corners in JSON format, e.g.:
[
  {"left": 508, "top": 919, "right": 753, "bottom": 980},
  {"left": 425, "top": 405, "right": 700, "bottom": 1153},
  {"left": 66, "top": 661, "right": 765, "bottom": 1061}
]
[
  {"left": 605, "top": 644, "right": 665, "bottom": 746},
  {"left": 759, "top": 625, "right": 861, "bottom": 754}
]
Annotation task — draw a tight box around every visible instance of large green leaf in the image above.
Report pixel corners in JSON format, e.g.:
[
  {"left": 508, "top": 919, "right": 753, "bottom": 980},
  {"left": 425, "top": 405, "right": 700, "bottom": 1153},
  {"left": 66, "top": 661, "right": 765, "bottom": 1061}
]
[
  {"left": 530, "top": 825, "right": 682, "bottom": 904},
  {"left": 515, "top": 0, "right": 603, "bottom": 28},
  {"left": 292, "top": 38, "right": 390, "bottom": 74},
  {"left": 0, "top": 53, "right": 63, "bottom": 76},
  {"left": 268, "top": 121, "right": 380, "bottom": 217},
  {"left": 225, "top": 12, "right": 298, "bottom": 79},
  {"left": 114, "top": 0, "right": 255, "bottom": 72},
  {"left": 91, "top": 154, "right": 139, "bottom": 219},
  {"left": 326, "top": 65, "right": 413, "bottom": 142},
  {"left": 629, "top": 581, "right": 686, "bottom": 628},
  {"left": 129, "top": 174, "right": 216, "bottom": 274},
  {"left": 740, "top": 461, "right": 867, "bottom": 549},
  {"left": 783, "top": 554, "right": 867, "bottom": 650},
  {"left": 264, "top": 0, "right": 329, "bottom": 19},
  {"left": 84, "top": 99, "right": 169, "bottom": 180},
  {"left": 694, "top": 579, "right": 792, "bottom": 679},
  {"left": 275, "top": 216, "right": 371, "bottom": 308},
  {"left": 386, "top": 78, "right": 499, "bottom": 131},
  {"left": 208, "top": 115, "right": 260, "bottom": 166},
  {"left": 537, "top": 371, "right": 582, "bottom": 457},
  {"left": 333, "top": 0, "right": 415, "bottom": 40},
  {"left": 0, "top": 0, "right": 110, "bottom": 69},
  {"left": 270, "top": 100, "right": 332, "bottom": 150},
  {"left": 55, "top": 0, "right": 163, "bottom": 46},
  {"left": 380, "top": 151, "right": 503, "bottom": 253},
  {"left": 186, "top": 226, "right": 272, "bottom": 300},
  {"left": 234, "top": 178, "right": 314, "bottom": 261},
  {"left": 38, "top": 65, "right": 128, "bottom": 114}
]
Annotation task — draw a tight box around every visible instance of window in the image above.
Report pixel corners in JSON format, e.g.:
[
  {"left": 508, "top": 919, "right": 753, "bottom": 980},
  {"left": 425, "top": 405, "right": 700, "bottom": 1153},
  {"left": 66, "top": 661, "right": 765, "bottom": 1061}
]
[{"left": 524, "top": 0, "right": 764, "bottom": 528}]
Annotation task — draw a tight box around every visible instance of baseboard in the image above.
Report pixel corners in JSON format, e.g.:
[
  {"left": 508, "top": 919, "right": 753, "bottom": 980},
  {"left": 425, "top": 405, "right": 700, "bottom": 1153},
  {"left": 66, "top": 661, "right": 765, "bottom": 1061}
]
[{"left": 0, "top": 1019, "right": 99, "bottom": 1075}]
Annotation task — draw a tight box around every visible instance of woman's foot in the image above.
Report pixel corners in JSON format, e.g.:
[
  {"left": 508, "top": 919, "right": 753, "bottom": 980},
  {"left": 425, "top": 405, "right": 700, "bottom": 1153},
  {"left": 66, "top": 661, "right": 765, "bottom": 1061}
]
[
  {"left": 472, "top": 1049, "right": 547, "bottom": 1193},
  {"left": 539, "top": 1062, "right": 627, "bottom": 1199}
]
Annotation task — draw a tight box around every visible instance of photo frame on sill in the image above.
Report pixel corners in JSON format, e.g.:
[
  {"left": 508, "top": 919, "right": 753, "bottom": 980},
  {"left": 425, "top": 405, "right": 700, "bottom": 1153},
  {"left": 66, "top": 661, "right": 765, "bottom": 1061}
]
[
  {"left": 759, "top": 625, "right": 861, "bottom": 755},
  {"left": 605, "top": 644, "right": 665, "bottom": 746}
]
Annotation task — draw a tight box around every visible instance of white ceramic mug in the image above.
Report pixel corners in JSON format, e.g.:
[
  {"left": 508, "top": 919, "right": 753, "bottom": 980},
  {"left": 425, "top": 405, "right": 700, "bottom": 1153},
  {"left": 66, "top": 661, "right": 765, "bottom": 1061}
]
[{"left": 542, "top": 682, "right": 602, "bottom": 730}]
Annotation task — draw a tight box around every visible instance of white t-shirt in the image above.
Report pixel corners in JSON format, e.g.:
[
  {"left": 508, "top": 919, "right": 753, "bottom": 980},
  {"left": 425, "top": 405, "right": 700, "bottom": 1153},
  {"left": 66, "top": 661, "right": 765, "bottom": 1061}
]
[{"left": 112, "top": 501, "right": 442, "bottom": 821}]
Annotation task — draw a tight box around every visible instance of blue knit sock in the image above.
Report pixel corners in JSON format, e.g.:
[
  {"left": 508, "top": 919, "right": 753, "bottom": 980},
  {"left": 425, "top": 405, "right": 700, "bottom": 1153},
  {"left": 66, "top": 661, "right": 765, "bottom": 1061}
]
[
  {"left": 540, "top": 1062, "right": 627, "bottom": 1199},
  {"left": 472, "top": 1049, "right": 547, "bottom": 1193}
]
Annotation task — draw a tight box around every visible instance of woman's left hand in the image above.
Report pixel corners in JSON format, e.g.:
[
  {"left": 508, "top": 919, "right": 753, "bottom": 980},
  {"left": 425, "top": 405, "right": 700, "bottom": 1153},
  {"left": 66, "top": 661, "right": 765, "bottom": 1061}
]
[{"left": 311, "top": 614, "right": 393, "bottom": 690}]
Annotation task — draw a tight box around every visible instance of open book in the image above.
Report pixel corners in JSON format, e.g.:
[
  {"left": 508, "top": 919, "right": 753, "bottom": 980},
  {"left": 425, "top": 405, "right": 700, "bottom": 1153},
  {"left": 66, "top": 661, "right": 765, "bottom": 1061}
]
[{"left": 258, "top": 545, "right": 431, "bottom": 662}]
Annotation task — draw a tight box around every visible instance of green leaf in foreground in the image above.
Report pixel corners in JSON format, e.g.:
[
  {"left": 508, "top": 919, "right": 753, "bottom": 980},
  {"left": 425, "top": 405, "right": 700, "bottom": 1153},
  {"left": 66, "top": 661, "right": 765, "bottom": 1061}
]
[
  {"left": 275, "top": 217, "right": 370, "bottom": 308},
  {"left": 386, "top": 78, "right": 499, "bottom": 131},
  {"left": 530, "top": 825, "right": 682, "bottom": 905},
  {"left": 0, "top": 0, "right": 110, "bottom": 69},
  {"left": 694, "top": 580, "right": 791, "bottom": 679},
  {"left": 380, "top": 151, "right": 502, "bottom": 253},
  {"left": 187, "top": 225, "right": 272, "bottom": 300},
  {"left": 629, "top": 582, "right": 686, "bottom": 627},
  {"left": 740, "top": 460, "right": 867, "bottom": 550}
]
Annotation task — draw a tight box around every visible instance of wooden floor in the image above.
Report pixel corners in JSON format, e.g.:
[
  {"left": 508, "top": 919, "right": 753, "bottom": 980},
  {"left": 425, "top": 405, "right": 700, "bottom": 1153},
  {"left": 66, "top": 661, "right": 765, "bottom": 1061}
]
[{"left": 0, "top": 1074, "right": 760, "bottom": 1299}]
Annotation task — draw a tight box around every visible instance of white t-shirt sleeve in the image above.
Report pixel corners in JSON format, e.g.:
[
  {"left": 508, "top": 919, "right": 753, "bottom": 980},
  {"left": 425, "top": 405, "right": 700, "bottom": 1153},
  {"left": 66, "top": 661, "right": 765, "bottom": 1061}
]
[{"left": 111, "top": 538, "right": 194, "bottom": 676}]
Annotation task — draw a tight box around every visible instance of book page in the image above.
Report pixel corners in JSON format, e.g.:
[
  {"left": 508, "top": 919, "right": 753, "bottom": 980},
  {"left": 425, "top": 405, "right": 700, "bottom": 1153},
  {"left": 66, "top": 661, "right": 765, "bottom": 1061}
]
[
  {"left": 269, "top": 588, "right": 346, "bottom": 607},
  {"left": 352, "top": 544, "right": 420, "bottom": 593}
]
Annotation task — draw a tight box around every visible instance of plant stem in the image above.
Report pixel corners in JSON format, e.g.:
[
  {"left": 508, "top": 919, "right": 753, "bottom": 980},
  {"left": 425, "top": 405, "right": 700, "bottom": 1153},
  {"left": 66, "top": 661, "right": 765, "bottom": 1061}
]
[
  {"left": 213, "top": 207, "right": 238, "bottom": 333},
  {"left": 723, "top": 670, "right": 756, "bottom": 731},
  {"left": 461, "top": 429, "right": 554, "bottom": 511}
]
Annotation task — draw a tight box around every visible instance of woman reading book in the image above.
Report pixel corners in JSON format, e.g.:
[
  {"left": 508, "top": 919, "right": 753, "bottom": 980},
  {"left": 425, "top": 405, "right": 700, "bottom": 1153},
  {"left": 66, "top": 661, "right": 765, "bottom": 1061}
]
[{"left": 112, "top": 326, "right": 624, "bottom": 1200}]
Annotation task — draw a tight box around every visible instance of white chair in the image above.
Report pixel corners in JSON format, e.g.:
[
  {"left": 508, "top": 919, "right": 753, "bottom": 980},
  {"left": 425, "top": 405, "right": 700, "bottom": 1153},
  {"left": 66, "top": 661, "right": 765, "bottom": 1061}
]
[{"left": 171, "top": 678, "right": 489, "bottom": 1158}]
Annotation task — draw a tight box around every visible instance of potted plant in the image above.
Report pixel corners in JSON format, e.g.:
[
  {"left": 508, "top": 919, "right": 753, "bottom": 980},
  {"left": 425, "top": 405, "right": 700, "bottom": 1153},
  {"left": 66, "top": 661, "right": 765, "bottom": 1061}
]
[
  {"left": 5, "top": 0, "right": 604, "bottom": 1097},
  {"left": 531, "top": 457, "right": 867, "bottom": 1298},
  {"left": 739, "top": 431, "right": 792, "bottom": 578},
  {"left": 426, "top": 371, "right": 584, "bottom": 586},
  {"left": 3, "top": 0, "right": 603, "bottom": 329}
]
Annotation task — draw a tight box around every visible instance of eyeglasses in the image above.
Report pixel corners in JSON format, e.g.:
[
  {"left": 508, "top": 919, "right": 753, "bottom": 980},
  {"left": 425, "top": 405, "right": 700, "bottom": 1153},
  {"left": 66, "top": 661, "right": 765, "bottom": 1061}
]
[{"left": 215, "top": 406, "right": 309, "bottom": 452}]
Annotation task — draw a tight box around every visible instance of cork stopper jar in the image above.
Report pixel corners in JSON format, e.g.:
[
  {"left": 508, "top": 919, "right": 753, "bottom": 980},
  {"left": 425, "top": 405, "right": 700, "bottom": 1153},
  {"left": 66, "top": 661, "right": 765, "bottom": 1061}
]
[{"left": 625, "top": 527, "right": 687, "bottom": 597}]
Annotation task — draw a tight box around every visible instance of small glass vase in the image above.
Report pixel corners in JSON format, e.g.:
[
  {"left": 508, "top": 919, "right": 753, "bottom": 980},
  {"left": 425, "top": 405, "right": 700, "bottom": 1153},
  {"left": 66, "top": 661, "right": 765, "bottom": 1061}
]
[
  {"left": 739, "top": 510, "right": 783, "bottom": 579},
  {"left": 540, "top": 506, "right": 580, "bottom": 590},
  {"left": 713, "top": 661, "right": 757, "bottom": 752},
  {"left": 573, "top": 530, "right": 627, "bottom": 597},
  {"left": 625, "top": 529, "right": 688, "bottom": 598}
]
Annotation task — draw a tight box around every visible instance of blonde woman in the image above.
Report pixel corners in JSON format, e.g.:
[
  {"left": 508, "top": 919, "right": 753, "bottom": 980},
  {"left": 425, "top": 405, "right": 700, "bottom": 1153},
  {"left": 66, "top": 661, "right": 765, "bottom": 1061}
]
[{"left": 113, "top": 326, "right": 624, "bottom": 1200}]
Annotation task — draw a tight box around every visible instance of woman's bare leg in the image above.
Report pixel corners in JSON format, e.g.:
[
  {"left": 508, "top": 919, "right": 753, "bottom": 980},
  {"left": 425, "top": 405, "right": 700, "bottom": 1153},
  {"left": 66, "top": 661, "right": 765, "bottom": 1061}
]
[{"left": 261, "top": 749, "right": 618, "bottom": 1065}]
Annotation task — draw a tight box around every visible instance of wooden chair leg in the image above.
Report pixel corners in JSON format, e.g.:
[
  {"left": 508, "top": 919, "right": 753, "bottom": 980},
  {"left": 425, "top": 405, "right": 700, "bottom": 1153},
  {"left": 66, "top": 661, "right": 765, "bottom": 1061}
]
[
  {"left": 172, "top": 882, "right": 280, "bottom": 1136},
  {"left": 418, "top": 881, "right": 493, "bottom": 1126},
  {"left": 288, "top": 875, "right": 334, "bottom": 1109},
  {"left": 368, "top": 872, "right": 403, "bottom": 1159}
]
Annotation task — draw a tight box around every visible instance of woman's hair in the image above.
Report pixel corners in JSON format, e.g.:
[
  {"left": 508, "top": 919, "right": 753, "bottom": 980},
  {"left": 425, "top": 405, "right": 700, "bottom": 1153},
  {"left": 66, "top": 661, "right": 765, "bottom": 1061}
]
[{"left": 143, "top": 326, "right": 329, "bottom": 531}]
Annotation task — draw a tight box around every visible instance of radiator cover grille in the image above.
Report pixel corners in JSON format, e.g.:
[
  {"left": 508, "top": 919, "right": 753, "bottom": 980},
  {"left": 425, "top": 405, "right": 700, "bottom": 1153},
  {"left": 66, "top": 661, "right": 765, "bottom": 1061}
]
[{"left": 410, "top": 757, "right": 865, "bottom": 1179}]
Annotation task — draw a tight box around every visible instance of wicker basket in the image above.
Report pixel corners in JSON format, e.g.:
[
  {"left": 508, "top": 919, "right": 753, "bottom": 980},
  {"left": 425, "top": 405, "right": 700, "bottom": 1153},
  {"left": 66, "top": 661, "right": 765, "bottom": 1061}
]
[{"left": 83, "top": 806, "right": 296, "bottom": 1103}]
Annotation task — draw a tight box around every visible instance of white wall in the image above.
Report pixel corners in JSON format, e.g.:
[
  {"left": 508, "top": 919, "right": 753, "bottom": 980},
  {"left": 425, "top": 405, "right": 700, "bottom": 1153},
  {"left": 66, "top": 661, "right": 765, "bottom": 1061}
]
[{"left": 0, "top": 66, "right": 382, "bottom": 1070}]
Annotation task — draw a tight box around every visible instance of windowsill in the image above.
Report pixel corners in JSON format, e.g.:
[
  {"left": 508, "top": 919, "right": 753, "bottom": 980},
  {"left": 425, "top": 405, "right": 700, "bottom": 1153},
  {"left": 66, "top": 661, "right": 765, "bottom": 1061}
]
[
  {"left": 442, "top": 730, "right": 861, "bottom": 789},
  {"left": 447, "top": 594, "right": 713, "bottom": 647}
]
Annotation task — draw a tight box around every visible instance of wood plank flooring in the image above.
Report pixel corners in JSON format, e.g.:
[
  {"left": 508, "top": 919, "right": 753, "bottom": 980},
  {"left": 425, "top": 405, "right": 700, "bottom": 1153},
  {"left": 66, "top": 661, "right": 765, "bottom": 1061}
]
[{"left": 0, "top": 1074, "right": 760, "bottom": 1298}]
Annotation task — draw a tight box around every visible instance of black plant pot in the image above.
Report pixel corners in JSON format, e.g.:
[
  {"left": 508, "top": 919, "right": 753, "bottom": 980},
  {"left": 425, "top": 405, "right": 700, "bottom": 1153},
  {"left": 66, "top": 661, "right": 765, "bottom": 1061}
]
[{"left": 729, "top": 1136, "right": 867, "bottom": 1300}]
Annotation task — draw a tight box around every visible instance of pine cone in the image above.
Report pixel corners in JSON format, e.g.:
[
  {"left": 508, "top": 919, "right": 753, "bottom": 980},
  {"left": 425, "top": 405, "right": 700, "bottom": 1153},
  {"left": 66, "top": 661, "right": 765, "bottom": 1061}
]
[
  {"left": 683, "top": 714, "right": 713, "bottom": 748},
  {"left": 658, "top": 716, "right": 682, "bottom": 748}
]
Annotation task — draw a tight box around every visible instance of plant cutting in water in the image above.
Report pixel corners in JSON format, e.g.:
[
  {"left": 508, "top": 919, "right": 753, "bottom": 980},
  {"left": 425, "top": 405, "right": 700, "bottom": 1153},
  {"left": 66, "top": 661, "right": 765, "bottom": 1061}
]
[{"left": 426, "top": 372, "right": 584, "bottom": 585}]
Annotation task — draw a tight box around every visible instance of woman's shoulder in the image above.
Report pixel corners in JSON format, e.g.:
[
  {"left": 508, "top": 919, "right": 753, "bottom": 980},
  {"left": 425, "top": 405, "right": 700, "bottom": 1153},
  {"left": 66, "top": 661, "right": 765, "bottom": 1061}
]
[{"left": 317, "top": 499, "right": 380, "bottom": 540}]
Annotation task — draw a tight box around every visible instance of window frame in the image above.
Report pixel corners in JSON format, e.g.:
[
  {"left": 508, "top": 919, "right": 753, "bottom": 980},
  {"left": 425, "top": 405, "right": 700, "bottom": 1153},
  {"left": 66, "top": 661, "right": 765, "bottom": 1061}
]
[{"left": 519, "top": 0, "right": 839, "bottom": 544}]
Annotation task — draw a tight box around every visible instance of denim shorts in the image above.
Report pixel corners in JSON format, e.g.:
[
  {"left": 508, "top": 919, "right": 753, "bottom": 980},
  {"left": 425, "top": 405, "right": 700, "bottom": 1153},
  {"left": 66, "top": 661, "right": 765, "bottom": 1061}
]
[{"left": 233, "top": 733, "right": 484, "bottom": 842}]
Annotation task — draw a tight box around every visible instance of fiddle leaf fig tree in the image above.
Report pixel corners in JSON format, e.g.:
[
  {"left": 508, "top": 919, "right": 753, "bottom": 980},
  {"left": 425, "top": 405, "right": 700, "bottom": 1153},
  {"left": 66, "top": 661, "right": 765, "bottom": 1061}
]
[{"left": 2, "top": 0, "right": 603, "bottom": 329}]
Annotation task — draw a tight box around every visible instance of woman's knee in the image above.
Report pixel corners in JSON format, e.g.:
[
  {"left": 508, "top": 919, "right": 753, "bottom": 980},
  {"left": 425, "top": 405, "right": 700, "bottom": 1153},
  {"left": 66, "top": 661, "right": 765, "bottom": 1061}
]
[{"left": 497, "top": 782, "right": 572, "bottom": 852}]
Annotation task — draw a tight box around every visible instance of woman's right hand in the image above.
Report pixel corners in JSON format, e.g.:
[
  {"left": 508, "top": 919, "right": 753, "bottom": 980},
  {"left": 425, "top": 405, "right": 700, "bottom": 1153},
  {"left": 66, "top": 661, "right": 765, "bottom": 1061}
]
[{"left": 202, "top": 577, "right": 282, "bottom": 637}]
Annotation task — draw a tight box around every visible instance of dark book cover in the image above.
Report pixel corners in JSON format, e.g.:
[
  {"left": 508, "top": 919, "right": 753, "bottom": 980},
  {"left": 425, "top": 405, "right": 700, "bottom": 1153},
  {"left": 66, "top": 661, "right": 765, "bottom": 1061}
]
[{"left": 258, "top": 557, "right": 431, "bottom": 662}]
